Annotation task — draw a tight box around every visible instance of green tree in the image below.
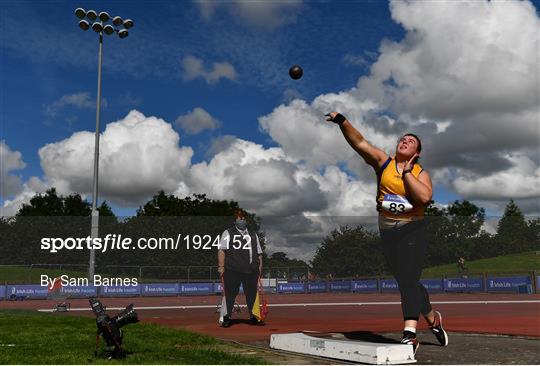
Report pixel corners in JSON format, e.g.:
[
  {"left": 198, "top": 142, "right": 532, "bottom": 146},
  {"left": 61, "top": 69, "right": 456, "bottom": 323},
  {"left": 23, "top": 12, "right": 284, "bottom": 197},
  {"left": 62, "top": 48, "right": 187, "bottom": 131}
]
[
  {"left": 98, "top": 201, "right": 116, "bottom": 217},
  {"left": 424, "top": 202, "right": 454, "bottom": 265},
  {"left": 446, "top": 200, "right": 485, "bottom": 260},
  {"left": 266, "top": 251, "right": 309, "bottom": 280},
  {"left": 311, "top": 225, "right": 384, "bottom": 278},
  {"left": 526, "top": 218, "right": 540, "bottom": 252},
  {"left": 16, "top": 188, "right": 77, "bottom": 216},
  {"left": 111, "top": 191, "right": 265, "bottom": 280},
  {"left": 425, "top": 200, "right": 487, "bottom": 265},
  {"left": 8, "top": 189, "right": 94, "bottom": 265},
  {"left": 496, "top": 200, "right": 528, "bottom": 254},
  {"left": 136, "top": 191, "right": 240, "bottom": 217},
  {"left": 15, "top": 188, "right": 114, "bottom": 217},
  {"left": 269, "top": 252, "right": 288, "bottom": 263},
  {"left": 471, "top": 230, "right": 496, "bottom": 259},
  {"left": 447, "top": 200, "right": 485, "bottom": 239}
]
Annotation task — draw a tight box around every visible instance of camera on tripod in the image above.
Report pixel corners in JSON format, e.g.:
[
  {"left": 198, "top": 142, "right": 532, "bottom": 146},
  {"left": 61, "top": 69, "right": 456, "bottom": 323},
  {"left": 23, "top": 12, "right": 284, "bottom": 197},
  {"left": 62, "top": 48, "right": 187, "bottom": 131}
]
[{"left": 89, "top": 298, "right": 138, "bottom": 359}]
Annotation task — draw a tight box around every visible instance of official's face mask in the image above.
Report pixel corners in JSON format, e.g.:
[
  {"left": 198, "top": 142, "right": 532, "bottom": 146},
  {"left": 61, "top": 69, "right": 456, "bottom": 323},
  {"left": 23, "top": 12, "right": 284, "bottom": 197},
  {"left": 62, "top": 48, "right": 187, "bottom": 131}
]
[{"left": 235, "top": 218, "right": 247, "bottom": 230}]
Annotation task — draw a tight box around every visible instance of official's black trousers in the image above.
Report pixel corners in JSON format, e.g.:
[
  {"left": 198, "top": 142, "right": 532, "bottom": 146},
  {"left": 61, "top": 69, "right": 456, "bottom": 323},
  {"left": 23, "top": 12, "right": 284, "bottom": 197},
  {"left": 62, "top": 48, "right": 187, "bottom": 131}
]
[
  {"left": 223, "top": 269, "right": 258, "bottom": 317},
  {"left": 380, "top": 220, "right": 432, "bottom": 321}
]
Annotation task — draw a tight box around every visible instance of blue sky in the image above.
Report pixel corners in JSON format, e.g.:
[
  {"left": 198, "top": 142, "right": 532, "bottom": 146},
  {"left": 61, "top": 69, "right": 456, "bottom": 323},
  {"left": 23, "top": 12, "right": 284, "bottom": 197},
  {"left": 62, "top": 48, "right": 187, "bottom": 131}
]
[
  {"left": 1, "top": 1, "right": 401, "bottom": 164},
  {"left": 1, "top": 0, "right": 539, "bottom": 251},
  {"left": 1, "top": 1, "right": 405, "bottom": 209}
]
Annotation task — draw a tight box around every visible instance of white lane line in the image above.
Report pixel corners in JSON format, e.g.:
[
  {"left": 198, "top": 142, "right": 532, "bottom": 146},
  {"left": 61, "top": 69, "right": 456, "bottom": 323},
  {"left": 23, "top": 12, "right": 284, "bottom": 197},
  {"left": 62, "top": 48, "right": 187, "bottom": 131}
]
[{"left": 37, "top": 299, "right": 540, "bottom": 312}]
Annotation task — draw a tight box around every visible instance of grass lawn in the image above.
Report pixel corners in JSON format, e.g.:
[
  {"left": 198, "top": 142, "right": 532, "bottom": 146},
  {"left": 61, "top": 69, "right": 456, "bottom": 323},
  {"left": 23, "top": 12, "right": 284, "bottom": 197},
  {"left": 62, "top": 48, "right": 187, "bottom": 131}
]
[
  {"left": 0, "top": 266, "right": 91, "bottom": 285},
  {"left": 422, "top": 251, "right": 540, "bottom": 278},
  {"left": 0, "top": 309, "right": 265, "bottom": 364}
]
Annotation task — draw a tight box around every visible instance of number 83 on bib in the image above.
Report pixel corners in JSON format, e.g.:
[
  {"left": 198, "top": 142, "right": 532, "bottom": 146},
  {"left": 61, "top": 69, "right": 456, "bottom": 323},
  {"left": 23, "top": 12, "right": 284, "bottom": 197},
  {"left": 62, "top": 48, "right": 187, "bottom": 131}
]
[{"left": 381, "top": 194, "right": 413, "bottom": 214}]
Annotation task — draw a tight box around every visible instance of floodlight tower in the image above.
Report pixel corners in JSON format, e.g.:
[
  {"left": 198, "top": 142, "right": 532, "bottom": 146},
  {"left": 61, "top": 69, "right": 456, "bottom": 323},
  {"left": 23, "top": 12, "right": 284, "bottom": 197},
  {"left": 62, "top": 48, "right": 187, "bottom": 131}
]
[{"left": 74, "top": 8, "right": 134, "bottom": 280}]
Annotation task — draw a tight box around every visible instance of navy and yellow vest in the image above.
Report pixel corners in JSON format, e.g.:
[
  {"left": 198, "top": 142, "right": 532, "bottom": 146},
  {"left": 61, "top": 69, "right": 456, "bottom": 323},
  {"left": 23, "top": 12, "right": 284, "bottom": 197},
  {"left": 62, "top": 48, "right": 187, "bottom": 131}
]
[{"left": 376, "top": 157, "right": 425, "bottom": 221}]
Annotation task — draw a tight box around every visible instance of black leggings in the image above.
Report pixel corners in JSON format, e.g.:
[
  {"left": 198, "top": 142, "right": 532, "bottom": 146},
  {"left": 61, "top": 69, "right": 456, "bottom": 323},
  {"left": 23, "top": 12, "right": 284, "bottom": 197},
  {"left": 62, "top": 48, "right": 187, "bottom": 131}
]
[
  {"left": 223, "top": 269, "right": 258, "bottom": 317},
  {"left": 380, "top": 220, "right": 432, "bottom": 321}
]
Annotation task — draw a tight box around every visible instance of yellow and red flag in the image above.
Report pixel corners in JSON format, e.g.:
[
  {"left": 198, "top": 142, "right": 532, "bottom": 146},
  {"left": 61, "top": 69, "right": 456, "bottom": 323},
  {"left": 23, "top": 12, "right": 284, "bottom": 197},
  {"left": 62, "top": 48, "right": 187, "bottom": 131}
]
[{"left": 251, "top": 278, "right": 268, "bottom": 321}]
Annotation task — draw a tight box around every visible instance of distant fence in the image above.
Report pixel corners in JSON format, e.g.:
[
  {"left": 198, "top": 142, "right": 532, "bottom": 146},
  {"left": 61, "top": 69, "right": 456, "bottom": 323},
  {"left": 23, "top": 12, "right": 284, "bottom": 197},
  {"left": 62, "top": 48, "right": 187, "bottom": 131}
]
[
  {"left": 0, "top": 264, "right": 310, "bottom": 284},
  {"left": 0, "top": 264, "right": 537, "bottom": 300}
]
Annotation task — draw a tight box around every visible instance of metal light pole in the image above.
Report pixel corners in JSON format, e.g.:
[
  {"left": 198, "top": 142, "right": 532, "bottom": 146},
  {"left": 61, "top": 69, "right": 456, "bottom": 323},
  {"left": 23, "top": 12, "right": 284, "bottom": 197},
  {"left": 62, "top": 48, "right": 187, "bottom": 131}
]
[{"left": 74, "top": 8, "right": 134, "bottom": 280}]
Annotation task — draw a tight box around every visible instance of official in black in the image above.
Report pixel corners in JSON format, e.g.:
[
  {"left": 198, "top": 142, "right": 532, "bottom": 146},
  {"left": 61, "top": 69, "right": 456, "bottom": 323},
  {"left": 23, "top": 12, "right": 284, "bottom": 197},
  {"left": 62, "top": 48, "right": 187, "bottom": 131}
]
[{"left": 217, "top": 210, "right": 263, "bottom": 327}]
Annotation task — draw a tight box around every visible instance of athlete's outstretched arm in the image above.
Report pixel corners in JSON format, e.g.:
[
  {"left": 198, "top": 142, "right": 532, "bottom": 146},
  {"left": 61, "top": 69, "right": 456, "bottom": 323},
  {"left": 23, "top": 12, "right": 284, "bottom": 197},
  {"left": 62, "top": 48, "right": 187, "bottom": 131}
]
[{"left": 326, "top": 112, "right": 388, "bottom": 171}]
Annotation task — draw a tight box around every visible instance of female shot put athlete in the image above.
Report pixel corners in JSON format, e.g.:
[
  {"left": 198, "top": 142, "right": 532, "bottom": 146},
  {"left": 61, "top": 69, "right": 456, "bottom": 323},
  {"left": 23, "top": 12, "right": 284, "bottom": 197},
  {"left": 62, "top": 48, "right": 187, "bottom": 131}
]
[{"left": 326, "top": 111, "right": 448, "bottom": 353}]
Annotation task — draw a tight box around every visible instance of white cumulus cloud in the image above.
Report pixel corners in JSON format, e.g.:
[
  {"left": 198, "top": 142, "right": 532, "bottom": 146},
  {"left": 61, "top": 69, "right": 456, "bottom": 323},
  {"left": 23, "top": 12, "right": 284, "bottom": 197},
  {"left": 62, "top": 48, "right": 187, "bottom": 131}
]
[
  {"left": 1, "top": 177, "right": 47, "bottom": 216},
  {"left": 259, "top": 97, "right": 391, "bottom": 169},
  {"left": 360, "top": 0, "right": 539, "bottom": 118},
  {"left": 38, "top": 110, "right": 193, "bottom": 206},
  {"left": 186, "top": 136, "right": 379, "bottom": 258},
  {"left": 452, "top": 153, "right": 540, "bottom": 200},
  {"left": 258, "top": 0, "right": 540, "bottom": 212},
  {"left": 0, "top": 141, "right": 26, "bottom": 198}
]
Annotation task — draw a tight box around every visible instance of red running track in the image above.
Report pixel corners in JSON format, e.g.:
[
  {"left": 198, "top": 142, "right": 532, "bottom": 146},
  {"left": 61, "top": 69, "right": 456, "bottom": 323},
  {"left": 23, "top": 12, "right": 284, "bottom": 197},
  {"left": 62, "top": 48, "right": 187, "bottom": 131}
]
[{"left": 2, "top": 293, "right": 539, "bottom": 342}]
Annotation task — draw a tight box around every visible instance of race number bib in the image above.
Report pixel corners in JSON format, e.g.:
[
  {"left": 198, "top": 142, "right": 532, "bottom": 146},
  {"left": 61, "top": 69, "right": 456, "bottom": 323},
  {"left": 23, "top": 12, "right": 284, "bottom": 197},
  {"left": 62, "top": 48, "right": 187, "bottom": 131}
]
[{"left": 381, "top": 194, "right": 413, "bottom": 214}]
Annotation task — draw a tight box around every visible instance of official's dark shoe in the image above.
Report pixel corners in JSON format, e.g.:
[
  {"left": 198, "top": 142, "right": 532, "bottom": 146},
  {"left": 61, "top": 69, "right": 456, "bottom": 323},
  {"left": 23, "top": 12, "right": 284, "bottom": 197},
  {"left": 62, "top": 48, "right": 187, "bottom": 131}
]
[
  {"left": 220, "top": 315, "right": 231, "bottom": 328},
  {"left": 249, "top": 316, "right": 265, "bottom": 326},
  {"left": 401, "top": 333, "right": 419, "bottom": 354},
  {"left": 430, "top": 311, "right": 449, "bottom": 346}
]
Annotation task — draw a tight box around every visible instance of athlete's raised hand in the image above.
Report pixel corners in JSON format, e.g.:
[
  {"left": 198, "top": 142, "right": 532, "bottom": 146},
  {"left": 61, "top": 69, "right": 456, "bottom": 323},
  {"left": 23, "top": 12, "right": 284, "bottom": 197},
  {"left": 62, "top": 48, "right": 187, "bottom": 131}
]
[{"left": 404, "top": 153, "right": 419, "bottom": 173}]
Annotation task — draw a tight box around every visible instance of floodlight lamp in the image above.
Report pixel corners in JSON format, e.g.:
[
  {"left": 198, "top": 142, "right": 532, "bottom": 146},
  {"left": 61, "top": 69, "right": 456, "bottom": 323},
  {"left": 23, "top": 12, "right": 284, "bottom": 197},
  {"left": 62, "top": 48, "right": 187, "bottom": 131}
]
[
  {"left": 87, "top": 10, "right": 97, "bottom": 21},
  {"left": 92, "top": 22, "right": 103, "bottom": 33},
  {"left": 99, "top": 11, "right": 110, "bottom": 22},
  {"left": 79, "top": 19, "right": 90, "bottom": 31},
  {"left": 118, "top": 29, "right": 128, "bottom": 39},
  {"left": 112, "top": 16, "right": 123, "bottom": 26},
  {"left": 75, "top": 8, "right": 86, "bottom": 19},
  {"left": 123, "top": 19, "right": 134, "bottom": 29},
  {"left": 103, "top": 25, "right": 114, "bottom": 35}
]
